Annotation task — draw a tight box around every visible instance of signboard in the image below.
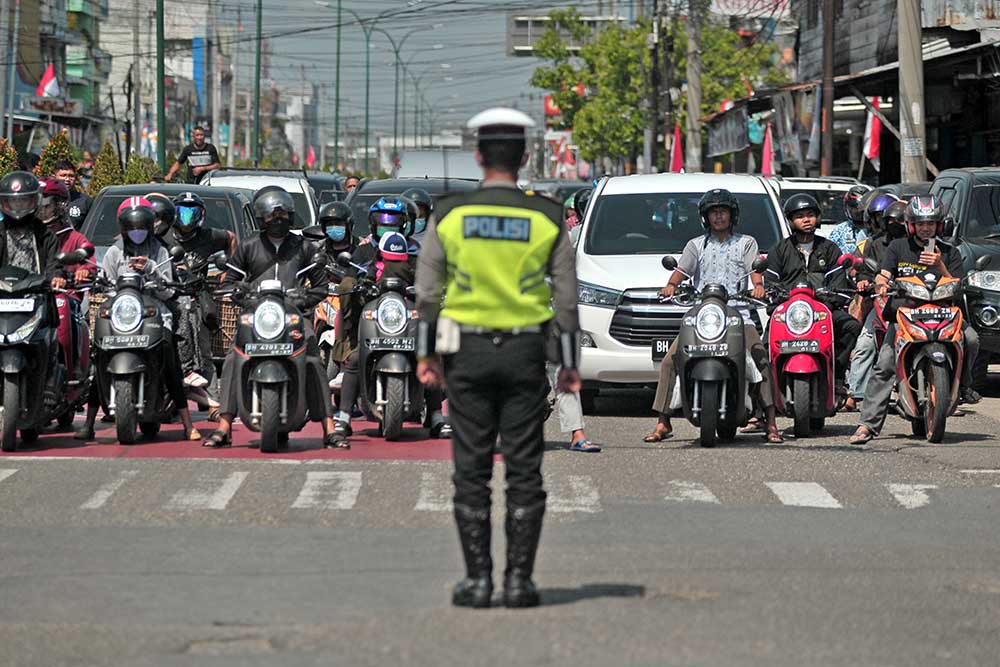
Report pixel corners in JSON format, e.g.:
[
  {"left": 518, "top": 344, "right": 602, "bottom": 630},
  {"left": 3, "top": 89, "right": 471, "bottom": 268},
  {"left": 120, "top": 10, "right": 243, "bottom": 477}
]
[
  {"left": 922, "top": 0, "right": 1000, "bottom": 30},
  {"left": 903, "top": 137, "right": 925, "bottom": 157},
  {"left": 711, "top": 0, "right": 791, "bottom": 19},
  {"left": 26, "top": 97, "right": 82, "bottom": 118},
  {"left": 707, "top": 105, "right": 749, "bottom": 157}
]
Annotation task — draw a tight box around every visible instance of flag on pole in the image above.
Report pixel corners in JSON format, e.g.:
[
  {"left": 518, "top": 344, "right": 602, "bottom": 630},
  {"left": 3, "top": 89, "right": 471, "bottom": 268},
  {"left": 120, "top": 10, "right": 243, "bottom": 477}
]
[
  {"left": 36, "top": 64, "right": 60, "bottom": 98},
  {"left": 306, "top": 145, "right": 316, "bottom": 168},
  {"left": 862, "top": 96, "right": 882, "bottom": 172},
  {"left": 761, "top": 123, "right": 774, "bottom": 175},
  {"left": 669, "top": 122, "right": 684, "bottom": 173}
]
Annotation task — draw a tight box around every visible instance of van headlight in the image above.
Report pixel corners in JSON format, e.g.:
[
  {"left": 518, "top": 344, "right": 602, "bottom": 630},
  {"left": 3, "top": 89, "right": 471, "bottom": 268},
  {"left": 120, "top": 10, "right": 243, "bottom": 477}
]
[
  {"left": 110, "top": 294, "right": 143, "bottom": 333},
  {"left": 786, "top": 300, "right": 814, "bottom": 335},
  {"left": 377, "top": 298, "right": 408, "bottom": 335},
  {"left": 253, "top": 301, "right": 285, "bottom": 340},
  {"left": 695, "top": 304, "right": 726, "bottom": 341},
  {"left": 578, "top": 281, "right": 621, "bottom": 308},
  {"left": 7, "top": 311, "right": 41, "bottom": 343},
  {"left": 967, "top": 270, "right": 1000, "bottom": 290}
]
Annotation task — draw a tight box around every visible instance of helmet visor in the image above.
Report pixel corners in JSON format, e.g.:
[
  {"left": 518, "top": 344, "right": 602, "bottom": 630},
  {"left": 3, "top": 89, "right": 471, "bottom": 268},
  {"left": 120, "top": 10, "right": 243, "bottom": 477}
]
[
  {"left": 1, "top": 193, "right": 39, "bottom": 220},
  {"left": 176, "top": 205, "right": 204, "bottom": 228},
  {"left": 372, "top": 211, "right": 406, "bottom": 227}
]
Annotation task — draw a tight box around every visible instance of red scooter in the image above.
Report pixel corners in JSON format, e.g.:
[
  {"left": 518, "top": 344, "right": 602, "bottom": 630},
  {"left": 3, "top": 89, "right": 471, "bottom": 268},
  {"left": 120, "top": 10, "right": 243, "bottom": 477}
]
[
  {"left": 52, "top": 246, "right": 95, "bottom": 428},
  {"left": 766, "top": 255, "right": 855, "bottom": 437}
]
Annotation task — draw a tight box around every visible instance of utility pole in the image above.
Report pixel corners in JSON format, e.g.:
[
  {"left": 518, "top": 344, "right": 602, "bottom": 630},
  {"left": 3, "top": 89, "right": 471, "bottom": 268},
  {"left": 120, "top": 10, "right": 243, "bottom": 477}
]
[
  {"left": 156, "top": 0, "right": 166, "bottom": 170},
  {"left": 898, "top": 0, "right": 926, "bottom": 181},
  {"left": 227, "top": 7, "right": 240, "bottom": 166},
  {"left": 210, "top": 0, "right": 222, "bottom": 153},
  {"left": 645, "top": 0, "right": 660, "bottom": 173},
  {"left": 821, "top": 0, "right": 834, "bottom": 176},
  {"left": 0, "top": 0, "right": 9, "bottom": 140},
  {"left": 299, "top": 64, "right": 307, "bottom": 166},
  {"left": 319, "top": 83, "right": 327, "bottom": 168},
  {"left": 5, "top": 0, "right": 20, "bottom": 142},
  {"left": 133, "top": 0, "right": 142, "bottom": 155},
  {"left": 252, "top": 0, "right": 262, "bottom": 166},
  {"left": 333, "top": 0, "right": 342, "bottom": 171},
  {"left": 684, "top": 0, "right": 706, "bottom": 172}
]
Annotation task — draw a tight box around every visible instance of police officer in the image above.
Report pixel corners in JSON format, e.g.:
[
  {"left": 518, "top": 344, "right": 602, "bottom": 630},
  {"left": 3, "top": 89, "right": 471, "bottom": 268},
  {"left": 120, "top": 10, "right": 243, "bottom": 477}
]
[{"left": 415, "top": 108, "right": 580, "bottom": 609}]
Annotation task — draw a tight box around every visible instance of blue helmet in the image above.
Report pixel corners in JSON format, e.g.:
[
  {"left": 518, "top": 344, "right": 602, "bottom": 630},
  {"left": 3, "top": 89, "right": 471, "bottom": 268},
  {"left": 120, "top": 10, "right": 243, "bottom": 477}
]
[{"left": 368, "top": 197, "right": 408, "bottom": 239}]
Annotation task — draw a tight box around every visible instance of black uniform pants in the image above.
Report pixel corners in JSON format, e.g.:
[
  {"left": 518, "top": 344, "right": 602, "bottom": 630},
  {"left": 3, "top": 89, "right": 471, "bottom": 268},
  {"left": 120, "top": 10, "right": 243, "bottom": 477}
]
[
  {"left": 832, "top": 309, "right": 862, "bottom": 384},
  {"left": 445, "top": 332, "right": 548, "bottom": 510}
]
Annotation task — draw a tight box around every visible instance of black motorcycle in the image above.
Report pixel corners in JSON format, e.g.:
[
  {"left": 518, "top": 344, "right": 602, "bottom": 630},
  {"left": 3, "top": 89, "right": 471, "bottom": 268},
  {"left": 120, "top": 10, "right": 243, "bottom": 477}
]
[
  {"left": 335, "top": 252, "right": 423, "bottom": 440},
  {"left": 0, "top": 250, "right": 90, "bottom": 451},
  {"left": 215, "top": 255, "right": 324, "bottom": 453}
]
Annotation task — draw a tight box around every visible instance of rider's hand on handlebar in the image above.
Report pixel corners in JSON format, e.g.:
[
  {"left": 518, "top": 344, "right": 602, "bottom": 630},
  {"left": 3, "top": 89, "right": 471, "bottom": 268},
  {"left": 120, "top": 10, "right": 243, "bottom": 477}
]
[
  {"left": 128, "top": 256, "right": 148, "bottom": 272},
  {"left": 876, "top": 282, "right": 889, "bottom": 298},
  {"left": 659, "top": 284, "right": 676, "bottom": 299},
  {"left": 856, "top": 279, "right": 871, "bottom": 292},
  {"left": 750, "top": 284, "right": 766, "bottom": 300},
  {"left": 73, "top": 268, "right": 91, "bottom": 283},
  {"left": 50, "top": 276, "right": 66, "bottom": 290}
]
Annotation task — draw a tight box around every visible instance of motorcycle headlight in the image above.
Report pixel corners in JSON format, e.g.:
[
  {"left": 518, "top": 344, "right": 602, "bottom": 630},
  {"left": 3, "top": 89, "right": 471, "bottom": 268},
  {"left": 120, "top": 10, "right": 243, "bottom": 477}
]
[
  {"left": 932, "top": 281, "right": 959, "bottom": 300},
  {"left": 376, "top": 298, "right": 408, "bottom": 335},
  {"left": 253, "top": 301, "right": 286, "bottom": 340},
  {"left": 786, "top": 300, "right": 814, "bottom": 335},
  {"left": 695, "top": 304, "right": 726, "bottom": 341},
  {"left": 578, "top": 281, "right": 621, "bottom": 308},
  {"left": 6, "top": 311, "right": 41, "bottom": 343},
  {"left": 966, "top": 270, "right": 1000, "bottom": 290},
  {"left": 900, "top": 281, "right": 932, "bottom": 301},
  {"left": 110, "top": 294, "right": 143, "bottom": 333}
]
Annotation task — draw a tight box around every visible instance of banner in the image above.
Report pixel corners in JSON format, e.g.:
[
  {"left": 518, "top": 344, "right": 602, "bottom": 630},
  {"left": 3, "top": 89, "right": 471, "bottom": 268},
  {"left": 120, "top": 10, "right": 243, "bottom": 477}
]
[{"left": 707, "top": 106, "right": 749, "bottom": 157}]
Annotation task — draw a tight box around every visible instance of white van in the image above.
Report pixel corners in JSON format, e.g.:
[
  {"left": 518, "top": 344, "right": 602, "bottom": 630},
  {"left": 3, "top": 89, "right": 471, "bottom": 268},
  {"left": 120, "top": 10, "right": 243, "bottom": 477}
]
[{"left": 574, "top": 173, "right": 788, "bottom": 408}]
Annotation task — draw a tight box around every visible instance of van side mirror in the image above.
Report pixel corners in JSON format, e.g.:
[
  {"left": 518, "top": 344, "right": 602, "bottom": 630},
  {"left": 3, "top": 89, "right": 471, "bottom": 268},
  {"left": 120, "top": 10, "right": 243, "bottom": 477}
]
[
  {"left": 942, "top": 216, "right": 956, "bottom": 238},
  {"left": 661, "top": 256, "right": 678, "bottom": 271},
  {"left": 975, "top": 255, "right": 992, "bottom": 271}
]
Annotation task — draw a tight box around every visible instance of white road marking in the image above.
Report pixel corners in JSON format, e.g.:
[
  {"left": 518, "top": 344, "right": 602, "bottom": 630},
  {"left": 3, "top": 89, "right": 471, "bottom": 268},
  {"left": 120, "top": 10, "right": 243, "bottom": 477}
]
[
  {"left": 291, "top": 471, "right": 363, "bottom": 510},
  {"left": 960, "top": 469, "right": 1000, "bottom": 474},
  {"left": 414, "top": 471, "right": 453, "bottom": 512},
  {"left": 80, "top": 470, "right": 139, "bottom": 509},
  {"left": 886, "top": 483, "right": 938, "bottom": 509},
  {"left": 165, "top": 471, "right": 249, "bottom": 511},
  {"left": 0, "top": 468, "right": 16, "bottom": 484},
  {"left": 765, "top": 482, "right": 842, "bottom": 509},
  {"left": 548, "top": 475, "right": 602, "bottom": 513},
  {"left": 664, "top": 480, "right": 720, "bottom": 504}
]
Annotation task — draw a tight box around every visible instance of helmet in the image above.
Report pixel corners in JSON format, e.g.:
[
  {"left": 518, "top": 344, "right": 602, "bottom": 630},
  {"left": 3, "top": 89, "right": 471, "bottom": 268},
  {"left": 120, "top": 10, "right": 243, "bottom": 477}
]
[
  {"left": 378, "top": 231, "right": 409, "bottom": 262},
  {"left": 252, "top": 187, "right": 295, "bottom": 235},
  {"left": 318, "top": 201, "right": 354, "bottom": 244},
  {"left": 39, "top": 178, "right": 69, "bottom": 202},
  {"left": 905, "top": 195, "right": 946, "bottom": 238},
  {"left": 865, "top": 192, "right": 900, "bottom": 234},
  {"left": 0, "top": 171, "right": 41, "bottom": 222},
  {"left": 117, "top": 196, "right": 155, "bottom": 246},
  {"left": 38, "top": 178, "right": 69, "bottom": 225},
  {"left": 573, "top": 188, "right": 593, "bottom": 221},
  {"left": 146, "top": 193, "right": 176, "bottom": 237},
  {"left": 698, "top": 189, "right": 740, "bottom": 228},
  {"left": 783, "top": 193, "right": 822, "bottom": 220},
  {"left": 400, "top": 188, "right": 433, "bottom": 215},
  {"left": 172, "top": 191, "right": 207, "bottom": 239},
  {"left": 844, "top": 185, "right": 869, "bottom": 223},
  {"left": 368, "top": 197, "right": 408, "bottom": 240},
  {"left": 883, "top": 199, "right": 908, "bottom": 239}
]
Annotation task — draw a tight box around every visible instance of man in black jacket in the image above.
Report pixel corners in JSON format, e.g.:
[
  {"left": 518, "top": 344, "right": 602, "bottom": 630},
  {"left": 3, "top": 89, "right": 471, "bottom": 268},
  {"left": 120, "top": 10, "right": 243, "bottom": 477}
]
[
  {"left": 0, "top": 171, "right": 62, "bottom": 285},
  {"left": 202, "top": 187, "right": 344, "bottom": 448},
  {"left": 757, "top": 193, "right": 861, "bottom": 392}
]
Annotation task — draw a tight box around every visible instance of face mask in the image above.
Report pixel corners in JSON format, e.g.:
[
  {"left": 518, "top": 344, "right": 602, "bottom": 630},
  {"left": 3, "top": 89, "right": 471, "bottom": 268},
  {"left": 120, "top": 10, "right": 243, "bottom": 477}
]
[
  {"left": 127, "top": 229, "right": 148, "bottom": 245},
  {"left": 266, "top": 217, "right": 291, "bottom": 239},
  {"left": 376, "top": 225, "right": 399, "bottom": 239},
  {"left": 413, "top": 218, "right": 427, "bottom": 235},
  {"left": 325, "top": 225, "right": 347, "bottom": 242}
]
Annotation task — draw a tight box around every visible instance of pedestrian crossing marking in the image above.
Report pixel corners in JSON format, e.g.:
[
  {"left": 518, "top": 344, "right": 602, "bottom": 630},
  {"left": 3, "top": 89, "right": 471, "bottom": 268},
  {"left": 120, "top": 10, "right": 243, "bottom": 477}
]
[
  {"left": 80, "top": 470, "right": 139, "bottom": 509},
  {"left": 414, "top": 472, "right": 453, "bottom": 512},
  {"left": 765, "top": 482, "right": 842, "bottom": 509},
  {"left": 664, "top": 480, "right": 720, "bottom": 504},
  {"left": 165, "top": 471, "right": 249, "bottom": 511},
  {"left": 292, "top": 471, "right": 363, "bottom": 510},
  {"left": 886, "top": 483, "right": 938, "bottom": 509},
  {"left": 549, "top": 475, "right": 602, "bottom": 513},
  {"left": 0, "top": 469, "right": 16, "bottom": 484}
]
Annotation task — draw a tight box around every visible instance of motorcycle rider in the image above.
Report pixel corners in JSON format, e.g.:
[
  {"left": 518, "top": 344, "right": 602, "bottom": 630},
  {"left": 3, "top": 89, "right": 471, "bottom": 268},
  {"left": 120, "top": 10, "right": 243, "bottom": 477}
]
[
  {"left": 315, "top": 201, "right": 355, "bottom": 388},
  {"left": 401, "top": 187, "right": 433, "bottom": 254},
  {"left": 644, "top": 188, "right": 782, "bottom": 444},
  {"left": 828, "top": 184, "right": 871, "bottom": 254},
  {"left": 849, "top": 195, "right": 979, "bottom": 445},
  {"left": 756, "top": 193, "right": 862, "bottom": 398},
  {"left": 75, "top": 198, "right": 202, "bottom": 441},
  {"left": 0, "top": 172, "right": 63, "bottom": 287},
  {"left": 146, "top": 193, "right": 177, "bottom": 242},
  {"left": 202, "top": 187, "right": 345, "bottom": 449}
]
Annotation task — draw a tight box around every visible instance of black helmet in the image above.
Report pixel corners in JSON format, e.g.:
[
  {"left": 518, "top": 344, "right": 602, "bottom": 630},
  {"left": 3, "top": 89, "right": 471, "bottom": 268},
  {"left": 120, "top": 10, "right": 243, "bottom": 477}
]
[
  {"left": 172, "top": 191, "right": 207, "bottom": 240},
  {"left": 844, "top": 185, "right": 869, "bottom": 223},
  {"left": 0, "top": 171, "right": 41, "bottom": 223},
  {"left": 783, "top": 193, "right": 821, "bottom": 219},
  {"left": 146, "top": 193, "right": 176, "bottom": 237},
  {"left": 318, "top": 201, "right": 354, "bottom": 244},
  {"left": 398, "top": 195, "right": 418, "bottom": 237},
  {"left": 883, "top": 199, "right": 908, "bottom": 239},
  {"left": 573, "top": 188, "right": 592, "bottom": 220},
  {"left": 400, "top": 187, "right": 433, "bottom": 215},
  {"left": 252, "top": 187, "right": 295, "bottom": 222},
  {"left": 698, "top": 188, "right": 740, "bottom": 228}
]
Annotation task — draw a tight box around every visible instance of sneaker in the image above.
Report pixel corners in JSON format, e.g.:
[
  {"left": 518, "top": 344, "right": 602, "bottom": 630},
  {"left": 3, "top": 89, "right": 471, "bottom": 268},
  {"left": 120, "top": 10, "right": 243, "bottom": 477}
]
[
  {"left": 960, "top": 387, "right": 982, "bottom": 405},
  {"left": 184, "top": 372, "right": 209, "bottom": 388}
]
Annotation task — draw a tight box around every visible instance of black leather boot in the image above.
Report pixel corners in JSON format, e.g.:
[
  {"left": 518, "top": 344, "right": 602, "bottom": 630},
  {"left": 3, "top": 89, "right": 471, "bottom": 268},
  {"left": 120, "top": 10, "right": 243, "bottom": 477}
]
[
  {"left": 452, "top": 503, "right": 493, "bottom": 608},
  {"left": 503, "top": 500, "right": 545, "bottom": 608}
]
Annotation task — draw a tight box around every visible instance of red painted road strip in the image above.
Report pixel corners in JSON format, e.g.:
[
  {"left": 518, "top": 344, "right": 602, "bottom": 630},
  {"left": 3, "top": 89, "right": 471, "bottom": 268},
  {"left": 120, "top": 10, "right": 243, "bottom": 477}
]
[{"left": 0, "top": 418, "right": 455, "bottom": 461}]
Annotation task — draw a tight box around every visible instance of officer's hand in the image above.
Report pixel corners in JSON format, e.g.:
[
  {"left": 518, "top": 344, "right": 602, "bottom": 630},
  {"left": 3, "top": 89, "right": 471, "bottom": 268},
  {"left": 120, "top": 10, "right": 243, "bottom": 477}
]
[
  {"left": 751, "top": 284, "right": 766, "bottom": 300},
  {"left": 659, "top": 284, "right": 676, "bottom": 300},
  {"left": 556, "top": 368, "right": 582, "bottom": 395},
  {"left": 417, "top": 357, "right": 444, "bottom": 389},
  {"left": 50, "top": 276, "right": 66, "bottom": 290}
]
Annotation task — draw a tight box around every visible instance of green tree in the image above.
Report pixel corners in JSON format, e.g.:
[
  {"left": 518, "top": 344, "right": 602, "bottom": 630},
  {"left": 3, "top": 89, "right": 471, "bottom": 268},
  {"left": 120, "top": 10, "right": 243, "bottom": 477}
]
[
  {"left": 35, "top": 130, "right": 77, "bottom": 177},
  {"left": 0, "top": 139, "right": 19, "bottom": 177},
  {"left": 528, "top": 8, "right": 591, "bottom": 131},
  {"left": 123, "top": 153, "right": 163, "bottom": 184},
  {"left": 88, "top": 141, "right": 124, "bottom": 197}
]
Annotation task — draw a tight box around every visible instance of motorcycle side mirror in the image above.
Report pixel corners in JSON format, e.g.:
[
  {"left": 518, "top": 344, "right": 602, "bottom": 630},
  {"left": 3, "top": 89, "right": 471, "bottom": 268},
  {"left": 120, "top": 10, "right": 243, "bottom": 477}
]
[
  {"left": 751, "top": 257, "right": 768, "bottom": 273},
  {"left": 406, "top": 285, "right": 417, "bottom": 296},
  {"left": 301, "top": 224, "right": 326, "bottom": 241},
  {"left": 80, "top": 243, "right": 95, "bottom": 258},
  {"left": 863, "top": 257, "right": 879, "bottom": 273},
  {"left": 661, "top": 256, "right": 678, "bottom": 271},
  {"left": 168, "top": 245, "right": 185, "bottom": 262},
  {"left": 975, "top": 255, "right": 992, "bottom": 271},
  {"left": 55, "top": 251, "right": 72, "bottom": 266},
  {"left": 838, "top": 253, "right": 855, "bottom": 269},
  {"left": 311, "top": 252, "right": 327, "bottom": 267},
  {"left": 213, "top": 254, "right": 230, "bottom": 272},
  {"left": 336, "top": 251, "right": 353, "bottom": 267}
]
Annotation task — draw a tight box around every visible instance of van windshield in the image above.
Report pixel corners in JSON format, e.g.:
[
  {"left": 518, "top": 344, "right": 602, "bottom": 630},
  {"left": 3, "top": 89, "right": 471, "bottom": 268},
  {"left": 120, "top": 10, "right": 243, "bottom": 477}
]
[{"left": 584, "top": 192, "right": 783, "bottom": 255}]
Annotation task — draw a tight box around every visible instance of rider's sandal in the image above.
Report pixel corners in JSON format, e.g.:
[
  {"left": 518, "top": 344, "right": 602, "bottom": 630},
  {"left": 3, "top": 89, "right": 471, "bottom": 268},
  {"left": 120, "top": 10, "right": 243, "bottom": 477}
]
[
  {"left": 202, "top": 430, "right": 231, "bottom": 448},
  {"left": 849, "top": 426, "right": 873, "bottom": 445},
  {"left": 324, "top": 433, "right": 351, "bottom": 450},
  {"left": 766, "top": 427, "right": 784, "bottom": 444},
  {"left": 333, "top": 420, "right": 353, "bottom": 438},
  {"left": 643, "top": 428, "right": 672, "bottom": 442},
  {"left": 569, "top": 438, "right": 602, "bottom": 452},
  {"left": 739, "top": 417, "right": 765, "bottom": 434},
  {"left": 185, "top": 427, "right": 203, "bottom": 442}
]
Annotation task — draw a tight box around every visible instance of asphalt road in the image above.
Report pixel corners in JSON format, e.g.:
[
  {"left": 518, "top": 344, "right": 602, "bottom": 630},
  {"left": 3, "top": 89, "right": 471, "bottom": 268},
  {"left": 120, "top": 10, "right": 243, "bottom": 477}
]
[{"left": 1, "top": 385, "right": 999, "bottom": 666}]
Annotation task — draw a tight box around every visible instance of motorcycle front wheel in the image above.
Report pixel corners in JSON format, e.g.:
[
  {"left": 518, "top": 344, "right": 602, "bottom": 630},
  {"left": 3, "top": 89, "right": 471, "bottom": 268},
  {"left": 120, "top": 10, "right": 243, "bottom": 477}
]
[
  {"left": 698, "top": 381, "right": 719, "bottom": 448},
  {"left": 0, "top": 373, "right": 19, "bottom": 452},
  {"left": 382, "top": 375, "right": 405, "bottom": 441},
  {"left": 926, "top": 363, "right": 950, "bottom": 443},
  {"left": 260, "top": 383, "right": 281, "bottom": 453},
  {"left": 792, "top": 376, "right": 812, "bottom": 438},
  {"left": 114, "top": 376, "right": 138, "bottom": 445}
]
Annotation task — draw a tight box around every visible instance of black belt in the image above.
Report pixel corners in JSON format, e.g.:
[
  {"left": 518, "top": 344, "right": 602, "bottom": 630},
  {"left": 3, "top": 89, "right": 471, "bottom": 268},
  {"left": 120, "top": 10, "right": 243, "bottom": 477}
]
[{"left": 459, "top": 324, "right": 543, "bottom": 335}]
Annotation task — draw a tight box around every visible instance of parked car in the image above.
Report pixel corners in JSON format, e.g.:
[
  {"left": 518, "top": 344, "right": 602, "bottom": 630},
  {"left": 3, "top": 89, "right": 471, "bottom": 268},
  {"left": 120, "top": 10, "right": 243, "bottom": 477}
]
[
  {"left": 928, "top": 168, "right": 1000, "bottom": 386},
  {"left": 769, "top": 176, "right": 861, "bottom": 233},
  {"left": 305, "top": 170, "right": 346, "bottom": 204},
  {"left": 527, "top": 178, "right": 589, "bottom": 204},
  {"left": 345, "top": 177, "right": 479, "bottom": 235},
  {"left": 200, "top": 169, "right": 318, "bottom": 229},
  {"left": 574, "top": 173, "right": 789, "bottom": 411}
]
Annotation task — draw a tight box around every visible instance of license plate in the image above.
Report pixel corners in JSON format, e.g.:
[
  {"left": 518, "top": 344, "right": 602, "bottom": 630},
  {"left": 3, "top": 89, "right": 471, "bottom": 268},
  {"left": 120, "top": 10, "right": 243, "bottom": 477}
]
[
  {"left": 779, "top": 339, "right": 820, "bottom": 353},
  {"left": 0, "top": 298, "right": 33, "bottom": 313},
  {"left": 103, "top": 334, "right": 150, "bottom": 349},
  {"left": 685, "top": 343, "right": 729, "bottom": 357},
  {"left": 651, "top": 338, "right": 672, "bottom": 362},
  {"left": 366, "top": 337, "right": 415, "bottom": 352},
  {"left": 911, "top": 308, "right": 954, "bottom": 321},
  {"left": 245, "top": 343, "right": 294, "bottom": 356}
]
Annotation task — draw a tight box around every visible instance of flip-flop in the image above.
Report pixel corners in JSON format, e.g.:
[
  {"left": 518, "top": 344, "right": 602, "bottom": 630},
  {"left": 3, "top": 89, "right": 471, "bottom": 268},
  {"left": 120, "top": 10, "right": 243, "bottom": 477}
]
[
  {"left": 740, "top": 418, "right": 764, "bottom": 434},
  {"left": 202, "top": 430, "right": 231, "bottom": 448},
  {"left": 643, "top": 429, "right": 672, "bottom": 443},
  {"left": 849, "top": 427, "right": 873, "bottom": 445},
  {"left": 569, "top": 439, "right": 601, "bottom": 452},
  {"left": 324, "top": 434, "right": 351, "bottom": 450},
  {"left": 766, "top": 428, "right": 784, "bottom": 444}
]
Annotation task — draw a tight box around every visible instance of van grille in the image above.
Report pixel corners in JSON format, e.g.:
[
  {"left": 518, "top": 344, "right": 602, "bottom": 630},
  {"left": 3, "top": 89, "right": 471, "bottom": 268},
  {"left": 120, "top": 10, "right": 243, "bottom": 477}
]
[{"left": 608, "top": 288, "right": 686, "bottom": 346}]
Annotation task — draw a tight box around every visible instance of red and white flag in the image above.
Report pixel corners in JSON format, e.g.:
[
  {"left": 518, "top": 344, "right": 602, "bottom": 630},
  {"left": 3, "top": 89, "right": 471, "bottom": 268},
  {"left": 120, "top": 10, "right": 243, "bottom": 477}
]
[
  {"left": 306, "top": 145, "right": 316, "bottom": 168},
  {"left": 669, "top": 122, "right": 684, "bottom": 173},
  {"left": 36, "top": 64, "right": 60, "bottom": 98},
  {"left": 862, "top": 96, "right": 882, "bottom": 172}
]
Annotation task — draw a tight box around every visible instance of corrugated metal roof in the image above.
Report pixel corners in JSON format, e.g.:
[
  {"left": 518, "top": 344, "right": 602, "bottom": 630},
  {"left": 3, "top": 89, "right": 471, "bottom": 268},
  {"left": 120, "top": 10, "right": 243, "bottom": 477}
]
[{"left": 922, "top": 1, "right": 1000, "bottom": 30}]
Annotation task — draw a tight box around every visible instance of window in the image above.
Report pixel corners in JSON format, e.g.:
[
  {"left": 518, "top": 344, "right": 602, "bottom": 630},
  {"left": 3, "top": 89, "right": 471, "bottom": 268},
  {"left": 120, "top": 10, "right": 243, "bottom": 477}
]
[
  {"left": 964, "top": 185, "right": 1000, "bottom": 239},
  {"left": 85, "top": 194, "right": 239, "bottom": 247}
]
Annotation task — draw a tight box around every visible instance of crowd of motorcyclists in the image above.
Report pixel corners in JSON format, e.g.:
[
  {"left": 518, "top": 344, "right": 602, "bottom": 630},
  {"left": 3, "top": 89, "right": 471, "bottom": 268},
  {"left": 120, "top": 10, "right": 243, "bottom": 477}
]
[{"left": 0, "top": 159, "right": 983, "bottom": 452}]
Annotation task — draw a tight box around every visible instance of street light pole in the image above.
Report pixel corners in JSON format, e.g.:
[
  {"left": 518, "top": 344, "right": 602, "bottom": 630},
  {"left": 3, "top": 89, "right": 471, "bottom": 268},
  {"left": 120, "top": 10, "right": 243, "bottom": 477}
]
[
  {"left": 333, "top": 0, "right": 342, "bottom": 171},
  {"left": 156, "top": 0, "right": 166, "bottom": 171},
  {"left": 252, "top": 0, "right": 262, "bottom": 166},
  {"left": 373, "top": 27, "right": 423, "bottom": 168}
]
